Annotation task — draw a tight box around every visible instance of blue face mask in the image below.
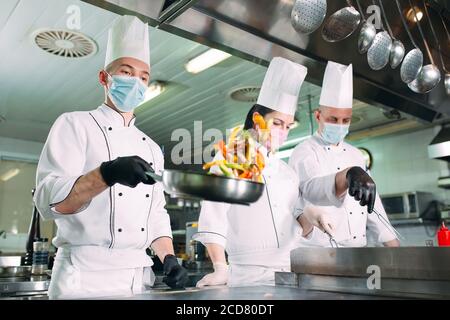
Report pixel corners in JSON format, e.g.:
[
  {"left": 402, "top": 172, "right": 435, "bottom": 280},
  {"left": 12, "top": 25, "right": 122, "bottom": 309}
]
[
  {"left": 321, "top": 123, "right": 350, "bottom": 145},
  {"left": 107, "top": 73, "right": 147, "bottom": 112}
]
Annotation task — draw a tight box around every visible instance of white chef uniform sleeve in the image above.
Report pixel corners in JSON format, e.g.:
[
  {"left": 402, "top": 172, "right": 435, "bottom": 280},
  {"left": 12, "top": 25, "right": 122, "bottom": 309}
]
[
  {"left": 366, "top": 193, "right": 398, "bottom": 244},
  {"left": 149, "top": 153, "right": 173, "bottom": 243},
  {"left": 193, "top": 200, "right": 230, "bottom": 248},
  {"left": 288, "top": 146, "right": 344, "bottom": 207},
  {"left": 293, "top": 195, "right": 305, "bottom": 220},
  {"left": 34, "top": 113, "right": 89, "bottom": 220}
]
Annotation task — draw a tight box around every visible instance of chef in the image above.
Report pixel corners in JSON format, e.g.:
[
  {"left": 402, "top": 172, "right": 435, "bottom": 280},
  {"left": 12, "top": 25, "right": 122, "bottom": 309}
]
[
  {"left": 34, "top": 15, "right": 187, "bottom": 299},
  {"left": 193, "top": 57, "right": 307, "bottom": 288},
  {"left": 288, "top": 61, "right": 400, "bottom": 247}
]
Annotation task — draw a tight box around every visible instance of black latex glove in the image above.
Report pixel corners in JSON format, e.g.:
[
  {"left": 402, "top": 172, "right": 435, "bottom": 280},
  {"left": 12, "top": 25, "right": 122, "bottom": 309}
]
[
  {"left": 100, "top": 156, "right": 156, "bottom": 187},
  {"left": 346, "top": 166, "right": 376, "bottom": 213},
  {"left": 163, "top": 254, "right": 188, "bottom": 289}
]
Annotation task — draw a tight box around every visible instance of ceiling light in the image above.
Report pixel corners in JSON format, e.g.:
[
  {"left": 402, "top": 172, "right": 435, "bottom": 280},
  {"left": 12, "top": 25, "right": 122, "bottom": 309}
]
[
  {"left": 275, "top": 148, "right": 294, "bottom": 159},
  {"left": 0, "top": 168, "right": 20, "bottom": 182},
  {"left": 140, "top": 81, "right": 165, "bottom": 106},
  {"left": 406, "top": 7, "right": 423, "bottom": 23},
  {"left": 290, "top": 120, "right": 299, "bottom": 129},
  {"left": 185, "top": 49, "right": 232, "bottom": 74},
  {"left": 281, "top": 135, "right": 312, "bottom": 148},
  {"left": 275, "top": 135, "right": 313, "bottom": 159}
]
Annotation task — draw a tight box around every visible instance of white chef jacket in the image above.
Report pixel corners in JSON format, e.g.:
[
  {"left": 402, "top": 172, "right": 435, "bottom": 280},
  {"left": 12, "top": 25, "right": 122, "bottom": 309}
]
[
  {"left": 193, "top": 145, "right": 303, "bottom": 286},
  {"left": 288, "top": 132, "right": 397, "bottom": 247},
  {"left": 34, "top": 104, "right": 172, "bottom": 271}
]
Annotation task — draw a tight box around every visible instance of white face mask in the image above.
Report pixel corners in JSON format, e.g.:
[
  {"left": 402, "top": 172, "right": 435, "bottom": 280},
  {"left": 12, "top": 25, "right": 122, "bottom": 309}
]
[
  {"left": 106, "top": 72, "right": 147, "bottom": 112},
  {"left": 320, "top": 122, "right": 350, "bottom": 145},
  {"left": 266, "top": 127, "right": 289, "bottom": 151}
]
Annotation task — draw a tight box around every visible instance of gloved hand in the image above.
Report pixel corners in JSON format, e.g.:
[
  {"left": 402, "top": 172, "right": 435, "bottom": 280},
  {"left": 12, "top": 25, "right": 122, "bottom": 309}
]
[
  {"left": 302, "top": 206, "right": 335, "bottom": 237},
  {"left": 346, "top": 166, "right": 376, "bottom": 213},
  {"left": 196, "top": 263, "right": 229, "bottom": 288},
  {"left": 163, "top": 254, "right": 188, "bottom": 289},
  {"left": 100, "top": 155, "right": 156, "bottom": 187}
]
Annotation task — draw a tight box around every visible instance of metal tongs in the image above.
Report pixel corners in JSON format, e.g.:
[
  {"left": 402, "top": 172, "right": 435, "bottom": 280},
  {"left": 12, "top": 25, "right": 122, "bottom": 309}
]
[
  {"left": 372, "top": 207, "right": 405, "bottom": 241},
  {"left": 324, "top": 206, "right": 404, "bottom": 247},
  {"left": 325, "top": 230, "right": 340, "bottom": 248}
]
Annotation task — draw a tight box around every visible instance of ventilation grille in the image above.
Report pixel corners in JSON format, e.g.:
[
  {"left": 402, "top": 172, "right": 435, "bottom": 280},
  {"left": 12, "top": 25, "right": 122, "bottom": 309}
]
[
  {"left": 33, "top": 29, "right": 97, "bottom": 58},
  {"left": 229, "top": 86, "right": 261, "bottom": 103}
]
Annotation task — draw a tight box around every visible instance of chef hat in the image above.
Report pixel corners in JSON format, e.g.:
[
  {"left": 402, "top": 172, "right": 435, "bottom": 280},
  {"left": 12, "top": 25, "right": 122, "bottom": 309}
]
[
  {"left": 104, "top": 15, "right": 150, "bottom": 68},
  {"left": 319, "top": 61, "right": 353, "bottom": 109},
  {"left": 256, "top": 57, "right": 307, "bottom": 116}
]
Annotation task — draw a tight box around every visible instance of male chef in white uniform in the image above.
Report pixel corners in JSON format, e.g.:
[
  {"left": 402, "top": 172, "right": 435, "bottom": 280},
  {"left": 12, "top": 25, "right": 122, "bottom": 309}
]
[
  {"left": 34, "top": 15, "right": 187, "bottom": 299},
  {"left": 289, "top": 61, "right": 400, "bottom": 247}
]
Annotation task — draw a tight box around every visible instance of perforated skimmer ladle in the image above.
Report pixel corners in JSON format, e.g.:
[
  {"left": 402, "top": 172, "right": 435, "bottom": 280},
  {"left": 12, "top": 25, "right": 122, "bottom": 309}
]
[
  {"left": 291, "top": 0, "right": 327, "bottom": 35},
  {"left": 407, "top": 0, "right": 441, "bottom": 94},
  {"left": 367, "top": 0, "right": 392, "bottom": 70},
  {"left": 322, "top": 0, "right": 361, "bottom": 42},
  {"left": 396, "top": 0, "right": 423, "bottom": 83}
]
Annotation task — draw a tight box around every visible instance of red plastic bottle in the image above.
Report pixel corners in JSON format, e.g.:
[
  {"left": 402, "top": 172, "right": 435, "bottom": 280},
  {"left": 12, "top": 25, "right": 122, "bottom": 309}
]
[{"left": 437, "top": 221, "right": 450, "bottom": 247}]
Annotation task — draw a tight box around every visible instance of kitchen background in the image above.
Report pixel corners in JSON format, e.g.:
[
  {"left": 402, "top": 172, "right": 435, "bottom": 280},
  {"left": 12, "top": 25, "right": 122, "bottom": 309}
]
[{"left": 0, "top": 0, "right": 449, "bottom": 256}]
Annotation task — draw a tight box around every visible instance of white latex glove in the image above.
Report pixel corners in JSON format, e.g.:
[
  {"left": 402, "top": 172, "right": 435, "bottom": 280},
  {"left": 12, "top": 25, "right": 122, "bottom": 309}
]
[
  {"left": 196, "top": 263, "right": 229, "bottom": 288},
  {"left": 302, "top": 206, "right": 336, "bottom": 237}
]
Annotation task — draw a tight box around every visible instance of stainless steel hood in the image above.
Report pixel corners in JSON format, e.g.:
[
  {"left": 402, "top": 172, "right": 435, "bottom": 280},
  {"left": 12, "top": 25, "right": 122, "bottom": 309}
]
[
  {"left": 428, "top": 126, "right": 450, "bottom": 161},
  {"left": 82, "top": 0, "right": 450, "bottom": 123}
]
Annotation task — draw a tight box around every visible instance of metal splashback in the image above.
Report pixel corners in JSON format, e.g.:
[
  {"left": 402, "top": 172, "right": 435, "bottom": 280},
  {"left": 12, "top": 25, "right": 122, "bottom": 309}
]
[
  {"left": 82, "top": 0, "right": 450, "bottom": 123},
  {"left": 290, "top": 247, "right": 450, "bottom": 280},
  {"left": 428, "top": 125, "right": 450, "bottom": 160}
]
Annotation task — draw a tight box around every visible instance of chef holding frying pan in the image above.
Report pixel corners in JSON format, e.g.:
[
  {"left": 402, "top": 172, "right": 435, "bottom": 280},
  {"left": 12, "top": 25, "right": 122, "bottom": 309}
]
[{"left": 34, "top": 15, "right": 187, "bottom": 299}]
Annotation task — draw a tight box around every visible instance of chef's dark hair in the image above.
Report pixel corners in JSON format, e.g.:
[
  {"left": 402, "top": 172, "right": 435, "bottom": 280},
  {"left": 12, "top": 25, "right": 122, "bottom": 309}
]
[{"left": 243, "top": 104, "right": 274, "bottom": 130}]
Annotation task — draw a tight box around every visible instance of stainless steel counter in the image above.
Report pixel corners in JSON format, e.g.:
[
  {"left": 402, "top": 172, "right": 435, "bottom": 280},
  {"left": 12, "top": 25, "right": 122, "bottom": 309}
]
[
  {"left": 99, "top": 285, "right": 391, "bottom": 300},
  {"left": 0, "top": 278, "right": 50, "bottom": 299}
]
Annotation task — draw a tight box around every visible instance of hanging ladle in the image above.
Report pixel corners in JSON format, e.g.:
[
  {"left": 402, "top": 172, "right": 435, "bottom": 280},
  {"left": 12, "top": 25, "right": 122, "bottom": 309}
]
[
  {"left": 407, "top": 0, "right": 441, "bottom": 94},
  {"left": 322, "top": 0, "right": 361, "bottom": 42},
  {"left": 378, "top": 0, "right": 405, "bottom": 68},
  {"left": 396, "top": 0, "right": 423, "bottom": 83},
  {"left": 355, "top": 0, "right": 376, "bottom": 54},
  {"left": 291, "top": 0, "right": 327, "bottom": 35},
  {"left": 438, "top": 10, "right": 450, "bottom": 96},
  {"left": 367, "top": 0, "right": 392, "bottom": 70}
]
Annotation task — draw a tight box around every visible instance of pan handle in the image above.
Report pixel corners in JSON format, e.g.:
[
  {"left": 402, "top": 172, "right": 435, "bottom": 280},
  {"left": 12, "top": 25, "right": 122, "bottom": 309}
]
[{"left": 145, "top": 170, "right": 163, "bottom": 182}]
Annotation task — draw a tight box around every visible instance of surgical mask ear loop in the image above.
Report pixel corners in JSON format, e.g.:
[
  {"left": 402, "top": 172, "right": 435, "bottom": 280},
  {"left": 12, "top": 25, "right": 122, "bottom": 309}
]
[{"left": 104, "top": 71, "right": 113, "bottom": 91}]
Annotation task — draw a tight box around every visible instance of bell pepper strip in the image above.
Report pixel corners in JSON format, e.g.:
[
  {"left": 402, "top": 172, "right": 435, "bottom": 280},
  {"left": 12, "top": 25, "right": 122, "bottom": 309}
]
[
  {"left": 225, "top": 163, "right": 245, "bottom": 171},
  {"left": 227, "top": 126, "right": 242, "bottom": 149},
  {"left": 202, "top": 123, "right": 267, "bottom": 183},
  {"left": 216, "top": 140, "right": 227, "bottom": 158},
  {"left": 256, "top": 151, "right": 265, "bottom": 171},
  {"left": 202, "top": 160, "right": 225, "bottom": 171},
  {"left": 218, "top": 163, "right": 234, "bottom": 178},
  {"left": 252, "top": 113, "right": 267, "bottom": 130}
]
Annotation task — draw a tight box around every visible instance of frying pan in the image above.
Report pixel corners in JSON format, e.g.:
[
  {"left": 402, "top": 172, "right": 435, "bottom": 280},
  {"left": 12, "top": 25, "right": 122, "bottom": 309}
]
[{"left": 146, "top": 169, "right": 265, "bottom": 205}]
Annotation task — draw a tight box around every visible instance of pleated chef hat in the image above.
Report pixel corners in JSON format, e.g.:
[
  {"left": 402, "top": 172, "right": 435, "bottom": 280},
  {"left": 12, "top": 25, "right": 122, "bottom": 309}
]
[
  {"left": 104, "top": 15, "right": 150, "bottom": 68},
  {"left": 256, "top": 57, "right": 307, "bottom": 116},
  {"left": 319, "top": 61, "right": 353, "bottom": 109}
]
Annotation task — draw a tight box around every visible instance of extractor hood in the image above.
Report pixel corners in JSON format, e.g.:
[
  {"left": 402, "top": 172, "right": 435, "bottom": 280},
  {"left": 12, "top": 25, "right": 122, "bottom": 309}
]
[
  {"left": 428, "top": 126, "right": 450, "bottom": 161},
  {"left": 82, "top": 0, "right": 450, "bottom": 123}
]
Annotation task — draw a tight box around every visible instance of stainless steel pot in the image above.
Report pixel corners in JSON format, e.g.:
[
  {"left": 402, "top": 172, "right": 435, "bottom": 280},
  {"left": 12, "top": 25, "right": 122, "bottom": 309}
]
[{"left": 0, "top": 266, "right": 32, "bottom": 278}]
